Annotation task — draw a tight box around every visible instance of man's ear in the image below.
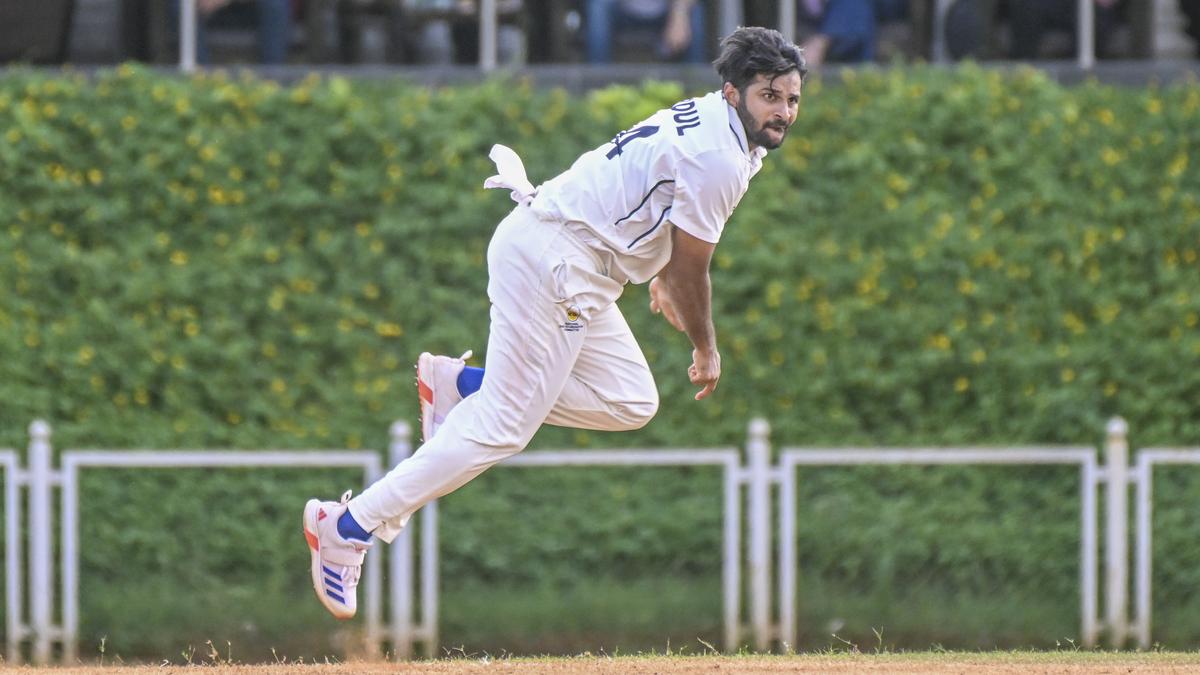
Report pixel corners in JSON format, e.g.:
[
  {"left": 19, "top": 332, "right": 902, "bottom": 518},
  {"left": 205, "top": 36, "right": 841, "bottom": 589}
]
[{"left": 722, "top": 82, "right": 740, "bottom": 107}]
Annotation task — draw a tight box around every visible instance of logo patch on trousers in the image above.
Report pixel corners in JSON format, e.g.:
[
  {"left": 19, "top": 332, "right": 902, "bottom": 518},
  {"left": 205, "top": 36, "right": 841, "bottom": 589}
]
[{"left": 561, "top": 306, "right": 582, "bottom": 333}]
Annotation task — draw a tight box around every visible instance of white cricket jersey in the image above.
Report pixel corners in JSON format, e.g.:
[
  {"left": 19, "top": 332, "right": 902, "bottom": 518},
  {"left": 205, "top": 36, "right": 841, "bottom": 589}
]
[{"left": 531, "top": 90, "right": 768, "bottom": 285}]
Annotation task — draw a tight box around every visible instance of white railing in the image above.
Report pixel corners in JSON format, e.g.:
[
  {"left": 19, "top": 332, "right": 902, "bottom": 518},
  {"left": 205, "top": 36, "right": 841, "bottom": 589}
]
[
  {"left": 0, "top": 415, "right": 1171, "bottom": 663},
  {"left": 775, "top": 444, "right": 1099, "bottom": 649}
]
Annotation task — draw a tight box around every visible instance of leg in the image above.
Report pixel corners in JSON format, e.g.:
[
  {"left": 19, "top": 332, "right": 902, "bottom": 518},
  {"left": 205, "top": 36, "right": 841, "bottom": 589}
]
[
  {"left": 255, "top": 0, "right": 291, "bottom": 64},
  {"left": 586, "top": 0, "right": 619, "bottom": 63},
  {"left": 681, "top": 2, "right": 707, "bottom": 64},
  {"left": 348, "top": 208, "right": 622, "bottom": 542},
  {"left": 819, "top": 0, "right": 877, "bottom": 62},
  {"left": 545, "top": 301, "right": 658, "bottom": 431}
]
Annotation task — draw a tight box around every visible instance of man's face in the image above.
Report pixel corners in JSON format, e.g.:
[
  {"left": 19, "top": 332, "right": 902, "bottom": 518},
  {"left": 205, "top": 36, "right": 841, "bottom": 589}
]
[{"left": 724, "top": 72, "right": 803, "bottom": 151}]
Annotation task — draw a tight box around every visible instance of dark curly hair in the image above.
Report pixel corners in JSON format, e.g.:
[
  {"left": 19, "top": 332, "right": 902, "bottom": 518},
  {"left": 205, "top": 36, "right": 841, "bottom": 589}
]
[{"left": 712, "top": 26, "right": 808, "bottom": 91}]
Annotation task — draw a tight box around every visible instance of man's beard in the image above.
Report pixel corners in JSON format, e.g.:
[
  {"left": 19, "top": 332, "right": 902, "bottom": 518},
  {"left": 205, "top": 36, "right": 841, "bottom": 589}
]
[{"left": 736, "top": 97, "right": 788, "bottom": 150}]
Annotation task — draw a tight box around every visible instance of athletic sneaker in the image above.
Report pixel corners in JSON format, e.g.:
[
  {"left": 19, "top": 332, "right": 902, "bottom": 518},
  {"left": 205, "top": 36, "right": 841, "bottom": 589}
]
[
  {"left": 416, "top": 350, "right": 473, "bottom": 442},
  {"left": 302, "top": 490, "right": 371, "bottom": 620}
]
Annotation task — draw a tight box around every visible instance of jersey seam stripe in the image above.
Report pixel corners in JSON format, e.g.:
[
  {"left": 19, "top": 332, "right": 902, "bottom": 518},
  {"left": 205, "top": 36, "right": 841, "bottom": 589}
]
[
  {"left": 627, "top": 206, "right": 672, "bottom": 249},
  {"left": 728, "top": 124, "right": 746, "bottom": 152},
  {"left": 613, "top": 179, "right": 675, "bottom": 228}
]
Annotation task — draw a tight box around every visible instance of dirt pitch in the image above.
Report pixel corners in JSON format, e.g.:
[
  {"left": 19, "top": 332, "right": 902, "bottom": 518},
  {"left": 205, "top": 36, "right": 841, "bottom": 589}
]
[{"left": 4, "top": 652, "right": 1200, "bottom": 674}]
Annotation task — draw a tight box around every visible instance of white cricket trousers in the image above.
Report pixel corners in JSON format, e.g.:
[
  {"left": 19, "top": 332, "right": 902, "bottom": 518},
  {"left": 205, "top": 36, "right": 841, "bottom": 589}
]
[{"left": 348, "top": 204, "right": 659, "bottom": 542}]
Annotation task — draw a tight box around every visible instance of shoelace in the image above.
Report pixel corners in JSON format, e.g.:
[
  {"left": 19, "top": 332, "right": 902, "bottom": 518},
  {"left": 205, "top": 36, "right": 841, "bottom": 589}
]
[
  {"left": 343, "top": 563, "right": 362, "bottom": 588},
  {"left": 458, "top": 350, "right": 473, "bottom": 362}
]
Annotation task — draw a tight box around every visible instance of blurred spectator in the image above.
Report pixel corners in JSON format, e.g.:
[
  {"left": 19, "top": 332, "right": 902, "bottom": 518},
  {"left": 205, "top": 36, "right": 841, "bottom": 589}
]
[
  {"left": 409, "top": 0, "right": 525, "bottom": 65},
  {"left": 1180, "top": 0, "right": 1200, "bottom": 57},
  {"left": 1007, "top": 0, "right": 1122, "bottom": 59},
  {"left": 798, "top": 0, "right": 909, "bottom": 66},
  {"left": 586, "top": 0, "right": 706, "bottom": 63},
  {"left": 170, "top": 0, "right": 292, "bottom": 64}
]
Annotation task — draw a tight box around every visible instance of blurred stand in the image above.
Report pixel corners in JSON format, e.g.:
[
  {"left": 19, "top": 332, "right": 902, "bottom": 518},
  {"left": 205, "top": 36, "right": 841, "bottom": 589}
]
[
  {"left": 3, "top": 0, "right": 1199, "bottom": 68},
  {"left": 0, "top": 1, "right": 76, "bottom": 64}
]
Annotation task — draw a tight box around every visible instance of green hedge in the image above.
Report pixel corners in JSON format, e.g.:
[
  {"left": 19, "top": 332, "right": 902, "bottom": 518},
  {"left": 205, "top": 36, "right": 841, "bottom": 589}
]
[{"left": 2, "top": 64, "right": 1200, "bottom": 654}]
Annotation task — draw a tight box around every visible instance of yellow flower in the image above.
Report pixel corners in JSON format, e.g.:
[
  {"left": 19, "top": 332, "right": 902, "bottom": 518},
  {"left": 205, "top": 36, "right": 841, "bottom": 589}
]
[
  {"left": 1168, "top": 153, "right": 1188, "bottom": 179},
  {"left": 955, "top": 377, "right": 970, "bottom": 392},
  {"left": 170, "top": 250, "right": 189, "bottom": 266},
  {"left": 1061, "top": 368, "right": 1076, "bottom": 383},
  {"left": 1062, "top": 312, "right": 1086, "bottom": 335},
  {"left": 376, "top": 322, "right": 403, "bottom": 337}
]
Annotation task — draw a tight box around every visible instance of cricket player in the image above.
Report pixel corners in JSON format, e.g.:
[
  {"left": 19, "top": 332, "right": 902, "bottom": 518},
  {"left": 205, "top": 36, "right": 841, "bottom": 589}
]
[{"left": 303, "top": 26, "right": 806, "bottom": 619}]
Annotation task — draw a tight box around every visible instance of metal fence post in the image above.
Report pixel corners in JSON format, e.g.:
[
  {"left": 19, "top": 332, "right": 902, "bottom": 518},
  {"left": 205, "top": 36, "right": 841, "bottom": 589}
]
[
  {"left": 479, "top": 0, "right": 497, "bottom": 71},
  {"left": 1134, "top": 445, "right": 1152, "bottom": 649},
  {"left": 747, "top": 418, "right": 772, "bottom": 651},
  {"left": 28, "top": 420, "right": 54, "bottom": 665},
  {"left": 179, "top": 0, "right": 197, "bottom": 72},
  {"left": 388, "top": 421, "right": 414, "bottom": 659},
  {"left": 1078, "top": 0, "right": 1095, "bottom": 69},
  {"left": 1105, "top": 416, "right": 1129, "bottom": 648},
  {"left": 3, "top": 450, "right": 22, "bottom": 664}
]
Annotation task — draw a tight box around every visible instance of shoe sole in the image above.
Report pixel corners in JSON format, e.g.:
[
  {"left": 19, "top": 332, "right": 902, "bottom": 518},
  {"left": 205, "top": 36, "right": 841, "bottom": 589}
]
[
  {"left": 417, "top": 352, "right": 436, "bottom": 442},
  {"left": 303, "top": 499, "right": 354, "bottom": 620}
]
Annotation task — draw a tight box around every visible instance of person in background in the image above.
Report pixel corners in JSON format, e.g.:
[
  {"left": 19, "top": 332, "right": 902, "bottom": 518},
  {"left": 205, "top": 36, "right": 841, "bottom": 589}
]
[
  {"left": 1007, "top": 0, "right": 1123, "bottom": 60},
  {"left": 798, "top": 0, "right": 909, "bottom": 66},
  {"left": 586, "top": 0, "right": 706, "bottom": 63},
  {"left": 173, "top": 0, "right": 292, "bottom": 64},
  {"left": 1184, "top": 0, "right": 1200, "bottom": 58}
]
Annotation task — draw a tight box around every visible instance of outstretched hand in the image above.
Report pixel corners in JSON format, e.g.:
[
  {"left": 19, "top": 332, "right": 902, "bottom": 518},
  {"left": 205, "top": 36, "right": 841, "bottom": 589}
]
[{"left": 649, "top": 277, "right": 685, "bottom": 332}]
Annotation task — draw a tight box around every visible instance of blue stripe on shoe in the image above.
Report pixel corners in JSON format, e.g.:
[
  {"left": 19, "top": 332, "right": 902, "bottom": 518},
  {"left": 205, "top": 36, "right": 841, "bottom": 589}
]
[
  {"left": 326, "top": 589, "right": 346, "bottom": 604},
  {"left": 325, "top": 578, "right": 344, "bottom": 593},
  {"left": 322, "top": 565, "right": 339, "bottom": 579}
]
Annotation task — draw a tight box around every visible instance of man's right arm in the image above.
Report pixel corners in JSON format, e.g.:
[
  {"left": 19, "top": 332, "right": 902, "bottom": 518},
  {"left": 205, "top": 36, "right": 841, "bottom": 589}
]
[{"left": 653, "top": 225, "right": 721, "bottom": 400}]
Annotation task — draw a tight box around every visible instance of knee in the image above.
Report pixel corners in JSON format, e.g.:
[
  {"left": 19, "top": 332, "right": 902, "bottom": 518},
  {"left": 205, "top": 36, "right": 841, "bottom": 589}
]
[{"left": 614, "top": 393, "right": 659, "bottom": 431}]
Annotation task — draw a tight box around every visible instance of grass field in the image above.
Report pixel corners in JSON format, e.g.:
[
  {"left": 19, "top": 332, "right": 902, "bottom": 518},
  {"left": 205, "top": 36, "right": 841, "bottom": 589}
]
[{"left": 5, "top": 652, "right": 1200, "bottom": 674}]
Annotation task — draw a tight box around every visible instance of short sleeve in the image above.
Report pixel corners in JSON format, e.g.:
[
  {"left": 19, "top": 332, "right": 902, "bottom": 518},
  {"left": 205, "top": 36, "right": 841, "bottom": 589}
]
[{"left": 669, "top": 150, "right": 746, "bottom": 244}]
